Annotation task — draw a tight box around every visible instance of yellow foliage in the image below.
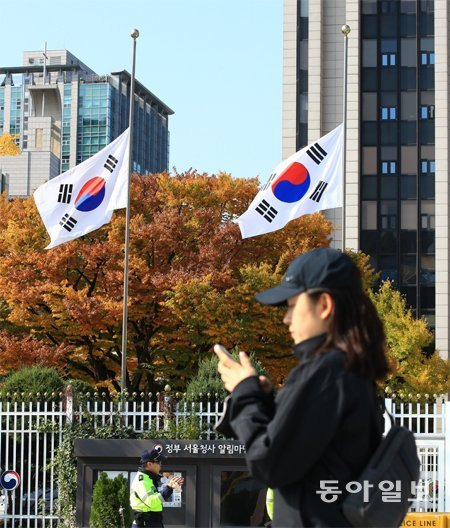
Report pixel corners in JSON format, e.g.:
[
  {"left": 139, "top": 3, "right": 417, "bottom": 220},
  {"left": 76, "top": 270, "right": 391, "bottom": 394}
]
[
  {"left": 0, "top": 133, "right": 21, "bottom": 156},
  {"left": 371, "top": 280, "right": 450, "bottom": 395}
]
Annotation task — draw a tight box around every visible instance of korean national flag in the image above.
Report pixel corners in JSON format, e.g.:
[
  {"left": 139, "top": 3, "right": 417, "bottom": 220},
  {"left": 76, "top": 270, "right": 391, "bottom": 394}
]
[
  {"left": 34, "top": 128, "right": 130, "bottom": 249},
  {"left": 237, "top": 124, "right": 343, "bottom": 238}
]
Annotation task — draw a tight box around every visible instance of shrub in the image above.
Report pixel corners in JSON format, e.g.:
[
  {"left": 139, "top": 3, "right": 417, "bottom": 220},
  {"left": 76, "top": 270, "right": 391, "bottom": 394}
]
[
  {"left": 89, "top": 472, "right": 132, "bottom": 528},
  {"left": 141, "top": 410, "right": 203, "bottom": 440},
  {"left": 1, "top": 366, "right": 64, "bottom": 396},
  {"left": 185, "top": 348, "right": 268, "bottom": 400}
]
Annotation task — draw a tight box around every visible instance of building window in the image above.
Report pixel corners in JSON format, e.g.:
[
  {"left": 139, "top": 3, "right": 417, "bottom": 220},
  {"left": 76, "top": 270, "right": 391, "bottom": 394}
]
[
  {"left": 420, "top": 255, "right": 435, "bottom": 285},
  {"left": 382, "top": 53, "right": 396, "bottom": 66},
  {"left": 421, "top": 160, "right": 435, "bottom": 173},
  {"left": 362, "top": 201, "right": 377, "bottom": 230},
  {"left": 421, "top": 213, "right": 435, "bottom": 229},
  {"left": 381, "top": 106, "right": 397, "bottom": 120},
  {"left": 382, "top": 161, "right": 396, "bottom": 174},
  {"left": 420, "top": 105, "right": 434, "bottom": 119},
  {"left": 401, "top": 174, "right": 416, "bottom": 199},
  {"left": 381, "top": 214, "right": 397, "bottom": 229},
  {"left": 421, "top": 52, "right": 435, "bottom": 65},
  {"left": 381, "top": 1, "right": 397, "bottom": 14},
  {"left": 380, "top": 201, "right": 397, "bottom": 229}
]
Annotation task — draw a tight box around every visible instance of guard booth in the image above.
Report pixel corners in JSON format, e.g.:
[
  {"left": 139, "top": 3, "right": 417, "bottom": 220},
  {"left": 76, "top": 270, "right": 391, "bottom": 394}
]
[{"left": 74, "top": 439, "right": 270, "bottom": 527}]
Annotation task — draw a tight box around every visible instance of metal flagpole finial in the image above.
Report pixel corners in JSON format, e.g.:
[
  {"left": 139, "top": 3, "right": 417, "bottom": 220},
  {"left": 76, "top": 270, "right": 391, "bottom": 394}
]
[
  {"left": 130, "top": 29, "right": 140, "bottom": 39},
  {"left": 341, "top": 24, "right": 351, "bottom": 36}
]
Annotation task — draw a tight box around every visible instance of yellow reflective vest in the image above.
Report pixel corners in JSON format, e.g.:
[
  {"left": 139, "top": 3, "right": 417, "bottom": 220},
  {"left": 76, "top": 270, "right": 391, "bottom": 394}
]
[
  {"left": 266, "top": 487, "right": 274, "bottom": 520},
  {"left": 130, "top": 471, "right": 163, "bottom": 513}
]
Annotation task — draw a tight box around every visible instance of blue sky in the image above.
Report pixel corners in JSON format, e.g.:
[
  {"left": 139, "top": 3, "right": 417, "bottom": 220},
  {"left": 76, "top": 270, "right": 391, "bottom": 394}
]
[{"left": 2, "top": 0, "right": 283, "bottom": 182}]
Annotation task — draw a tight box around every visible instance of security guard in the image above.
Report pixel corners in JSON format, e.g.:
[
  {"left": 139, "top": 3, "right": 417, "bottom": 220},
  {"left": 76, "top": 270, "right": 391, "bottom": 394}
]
[{"left": 130, "top": 448, "right": 183, "bottom": 528}]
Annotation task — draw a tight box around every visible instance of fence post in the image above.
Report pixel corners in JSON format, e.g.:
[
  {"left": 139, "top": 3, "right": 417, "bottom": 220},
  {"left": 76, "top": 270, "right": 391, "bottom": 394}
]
[
  {"left": 445, "top": 400, "right": 450, "bottom": 511},
  {"left": 383, "top": 397, "right": 393, "bottom": 434},
  {"left": 63, "top": 384, "right": 74, "bottom": 424},
  {"left": 161, "top": 385, "right": 174, "bottom": 432}
]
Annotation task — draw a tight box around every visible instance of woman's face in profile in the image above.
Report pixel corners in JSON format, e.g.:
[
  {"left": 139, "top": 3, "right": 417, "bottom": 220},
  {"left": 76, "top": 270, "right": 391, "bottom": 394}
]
[{"left": 283, "top": 291, "right": 333, "bottom": 344}]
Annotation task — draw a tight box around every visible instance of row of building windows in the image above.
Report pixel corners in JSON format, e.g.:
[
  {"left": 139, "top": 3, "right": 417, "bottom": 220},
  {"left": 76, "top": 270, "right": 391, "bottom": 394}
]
[
  {"left": 76, "top": 83, "right": 111, "bottom": 163},
  {"left": 377, "top": 105, "right": 434, "bottom": 120},
  {"left": 371, "top": 159, "right": 435, "bottom": 175},
  {"left": 362, "top": 0, "right": 434, "bottom": 40},
  {"left": 362, "top": 122, "right": 434, "bottom": 145},
  {"left": 362, "top": 175, "right": 434, "bottom": 201},
  {"left": 296, "top": 0, "right": 308, "bottom": 150},
  {"left": 361, "top": 229, "right": 435, "bottom": 258},
  {"left": 9, "top": 86, "right": 22, "bottom": 137},
  {"left": 359, "top": 0, "right": 435, "bottom": 320},
  {"left": 61, "top": 84, "right": 72, "bottom": 172},
  {"left": 381, "top": 51, "right": 434, "bottom": 66},
  {"left": 363, "top": 39, "right": 434, "bottom": 68},
  {"left": 363, "top": 66, "right": 433, "bottom": 91}
]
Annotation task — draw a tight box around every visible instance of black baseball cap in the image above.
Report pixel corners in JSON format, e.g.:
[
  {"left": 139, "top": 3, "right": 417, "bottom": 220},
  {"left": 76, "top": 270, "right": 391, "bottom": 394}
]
[
  {"left": 255, "top": 248, "right": 359, "bottom": 307},
  {"left": 140, "top": 448, "right": 166, "bottom": 464}
]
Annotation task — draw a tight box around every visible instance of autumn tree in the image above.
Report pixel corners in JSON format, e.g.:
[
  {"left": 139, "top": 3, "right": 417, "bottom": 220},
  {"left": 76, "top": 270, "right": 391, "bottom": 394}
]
[
  {"left": 0, "top": 171, "right": 332, "bottom": 391},
  {"left": 0, "top": 133, "right": 21, "bottom": 156},
  {"left": 371, "top": 281, "right": 449, "bottom": 395},
  {"left": 346, "top": 251, "right": 448, "bottom": 395}
]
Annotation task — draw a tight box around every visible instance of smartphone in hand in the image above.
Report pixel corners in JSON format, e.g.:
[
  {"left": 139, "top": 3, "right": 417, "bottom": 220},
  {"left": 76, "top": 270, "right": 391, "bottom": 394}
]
[{"left": 214, "top": 344, "right": 234, "bottom": 359}]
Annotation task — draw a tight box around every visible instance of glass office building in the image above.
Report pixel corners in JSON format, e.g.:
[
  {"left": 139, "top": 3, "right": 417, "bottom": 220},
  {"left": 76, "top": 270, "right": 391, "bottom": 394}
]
[
  {"left": 282, "top": 0, "right": 449, "bottom": 359},
  {"left": 0, "top": 49, "right": 173, "bottom": 196},
  {"left": 360, "top": 0, "right": 435, "bottom": 327}
]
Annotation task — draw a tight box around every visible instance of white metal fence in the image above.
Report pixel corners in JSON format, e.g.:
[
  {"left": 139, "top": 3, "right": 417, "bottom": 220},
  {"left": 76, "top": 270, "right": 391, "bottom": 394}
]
[{"left": 0, "top": 394, "right": 448, "bottom": 526}]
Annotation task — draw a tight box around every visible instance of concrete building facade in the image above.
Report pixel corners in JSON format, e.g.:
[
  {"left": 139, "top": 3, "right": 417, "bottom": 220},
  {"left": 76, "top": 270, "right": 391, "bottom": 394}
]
[
  {"left": 282, "top": 0, "right": 448, "bottom": 360},
  {"left": 0, "top": 49, "right": 173, "bottom": 196}
]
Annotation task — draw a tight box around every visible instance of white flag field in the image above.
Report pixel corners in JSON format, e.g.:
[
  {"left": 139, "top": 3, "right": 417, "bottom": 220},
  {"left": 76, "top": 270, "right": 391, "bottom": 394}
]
[
  {"left": 34, "top": 128, "right": 130, "bottom": 249},
  {"left": 237, "top": 124, "right": 343, "bottom": 238}
]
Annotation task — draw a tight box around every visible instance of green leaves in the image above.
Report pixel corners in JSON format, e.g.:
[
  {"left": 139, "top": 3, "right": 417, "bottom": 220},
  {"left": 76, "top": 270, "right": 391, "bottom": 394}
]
[{"left": 90, "top": 472, "right": 132, "bottom": 528}]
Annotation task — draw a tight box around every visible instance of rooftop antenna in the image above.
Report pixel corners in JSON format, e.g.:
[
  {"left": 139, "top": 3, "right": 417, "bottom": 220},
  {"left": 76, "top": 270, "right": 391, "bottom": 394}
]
[
  {"left": 42, "top": 42, "right": 48, "bottom": 116},
  {"left": 43, "top": 42, "right": 48, "bottom": 83}
]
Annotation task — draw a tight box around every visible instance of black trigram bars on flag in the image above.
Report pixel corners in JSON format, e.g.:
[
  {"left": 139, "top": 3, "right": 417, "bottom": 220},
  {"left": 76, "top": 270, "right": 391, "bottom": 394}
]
[
  {"left": 306, "top": 143, "right": 327, "bottom": 165},
  {"left": 309, "top": 181, "right": 328, "bottom": 203},
  {"left": 104, "top": 154, "right": 118, "bottom": 173},
  {"left": 59, "top": 213, "right": 78, "bottom": 232},
  {"left": 256, "top": 199, "right": 278, "bottom": 223},
  {"left": 262, "top": 172, "right": 276, "bottom": 191},
  {"left": 57, "top": 184, "right": 73, "bottom": 204}
]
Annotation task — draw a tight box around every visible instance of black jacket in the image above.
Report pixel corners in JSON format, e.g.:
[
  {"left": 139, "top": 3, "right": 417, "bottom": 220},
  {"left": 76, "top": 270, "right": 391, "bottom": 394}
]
[{"left": 228, "top": 334, "right": 384, "bottom": 527}]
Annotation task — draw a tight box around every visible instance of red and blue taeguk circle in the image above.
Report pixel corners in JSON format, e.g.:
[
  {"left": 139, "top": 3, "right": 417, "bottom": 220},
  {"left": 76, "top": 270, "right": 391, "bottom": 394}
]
[
  {"left": 272, "top": 162, "right": 311, "bottom": 203},
  {"left": 75, "top": 177, "right": 106, "bottom": 212},
  {"left": 0, "top": 470, "right": 20, "bottom": 490}
]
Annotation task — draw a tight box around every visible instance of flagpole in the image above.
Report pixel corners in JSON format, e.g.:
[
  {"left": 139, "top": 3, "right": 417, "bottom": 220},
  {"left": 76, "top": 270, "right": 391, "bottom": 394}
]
[
  {"left": 121, "top": 29, "right": 139, "bottom": 392},
  {"left": 341, "top": 24, "right": 350, "bottom": 252}
]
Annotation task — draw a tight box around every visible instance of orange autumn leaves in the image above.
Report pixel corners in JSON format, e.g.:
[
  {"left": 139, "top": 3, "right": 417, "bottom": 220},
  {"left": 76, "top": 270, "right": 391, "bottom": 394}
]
[{"left": 0, "top": 171, "right": 332, "bottom": 391}]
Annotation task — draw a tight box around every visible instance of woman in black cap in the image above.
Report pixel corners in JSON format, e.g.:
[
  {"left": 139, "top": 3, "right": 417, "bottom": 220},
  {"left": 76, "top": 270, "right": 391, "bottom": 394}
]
[{"left": 215, "top": 247, "right": 390, "bottom": 527}]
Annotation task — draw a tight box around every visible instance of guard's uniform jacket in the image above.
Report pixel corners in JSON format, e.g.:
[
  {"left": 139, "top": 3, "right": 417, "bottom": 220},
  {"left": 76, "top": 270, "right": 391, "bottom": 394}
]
[
  {"left": 130, "top": 468, "right": 173, "bottom": 527},
  {"left": 266, "top": 487, "right": 274, "bottom": 520},
  {"left": 228, "top": 334, "right": 384, "bottom": 527}
]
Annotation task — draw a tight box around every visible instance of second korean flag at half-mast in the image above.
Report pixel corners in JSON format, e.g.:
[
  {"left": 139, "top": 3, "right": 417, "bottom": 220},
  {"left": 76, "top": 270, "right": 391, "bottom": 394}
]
[
  {"left": 34, "top": 128, "right": 130, "bottom": 249},
  {"left": 237, "top": 124, "right": 343, "bottom": 238}
]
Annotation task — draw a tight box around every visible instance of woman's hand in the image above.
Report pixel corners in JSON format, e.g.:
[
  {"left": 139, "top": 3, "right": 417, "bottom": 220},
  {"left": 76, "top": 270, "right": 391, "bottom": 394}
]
[{"left": 214, "top": 345, "right": 257, "bottom": 392}]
